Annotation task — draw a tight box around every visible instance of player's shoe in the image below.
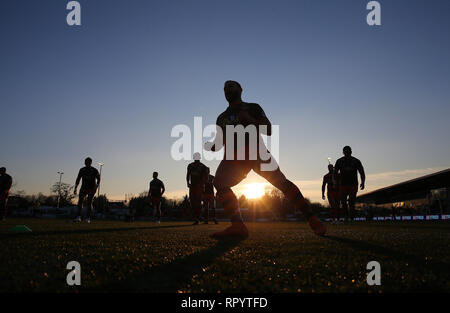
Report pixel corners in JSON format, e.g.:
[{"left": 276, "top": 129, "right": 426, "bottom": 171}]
[
  {"left": 74, "top": 216, "right": 82, "bottom": 223},
  {"left": 211, "top": 221, "right": 249, "bottom": 238},
  {"left": 85, "top": 218, "right": 91, "bottom": 224},
  {"left": 203, "top": 220, "right": 209, "bottom": 224},
  {"left": 192, "top": 220, "right": 199, "bottom": 225},
  {"left": 307, "top": 216, "right": 326, "bottom": 236},
  {"left": 156, "top": 220, "right": 160, "bottom": 224},
  {"left": 214, "top": 219, "right": 218, "bottom": 224}
]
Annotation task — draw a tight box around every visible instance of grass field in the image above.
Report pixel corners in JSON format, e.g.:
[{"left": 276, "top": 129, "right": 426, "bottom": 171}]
[{"left": 1, "top": 218, "right": 449, "bottom": 293}]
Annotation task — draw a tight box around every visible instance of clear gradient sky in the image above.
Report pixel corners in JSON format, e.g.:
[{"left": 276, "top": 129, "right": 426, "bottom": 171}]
[{"left": 1, "top": 0, "right": 449, "bottom": 203}]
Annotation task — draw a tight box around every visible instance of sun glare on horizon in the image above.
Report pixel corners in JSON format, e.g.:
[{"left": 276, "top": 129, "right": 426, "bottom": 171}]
[{"left": 242, "top": 183, "right": 266, "bottom": 199}]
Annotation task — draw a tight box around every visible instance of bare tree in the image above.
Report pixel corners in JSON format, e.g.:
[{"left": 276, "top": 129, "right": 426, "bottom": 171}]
[{"left": 50, "top": 182, "right": 75, "bottom": 207}]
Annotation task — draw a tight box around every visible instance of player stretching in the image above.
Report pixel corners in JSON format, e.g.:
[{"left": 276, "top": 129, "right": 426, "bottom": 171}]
[
  {"left": 148, "top": 172, "right": 165, "bottom": 224},
  {"left": 322, "top": 164, "right": 341, "bottom": 224},
  {"left": 187, "top": 153, "right": 208, "bottom": 225},
  {"left": 0, "top": 167, "right": 13, "bottom": 221},
  {"left": 203, "top": 168, "right": 218, "bottom": 224},
  {"left": 74, "top": 157, "right": 100, "bottom": 223},
  {"left": 205, "top": 80, "right": 326, "bottom": 237},
  {"left": 334, "top": 146, "right": 365, "bottom": 222}
]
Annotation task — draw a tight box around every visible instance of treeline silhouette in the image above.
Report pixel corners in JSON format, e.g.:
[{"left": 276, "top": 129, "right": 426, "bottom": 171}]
[{"left": 9, "top": 184, "right": 327, "bottom": 220}]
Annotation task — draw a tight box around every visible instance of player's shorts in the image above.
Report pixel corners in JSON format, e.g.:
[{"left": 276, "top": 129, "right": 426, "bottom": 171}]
[
  {"left": 202, "top": 194, "right": 215, "bottom": 201},
  {"left": 327, "top": 190, "right": 340, "bottom": 201},
  {"left": 189, "top": 186, "right": 203, "bottom": 204},
  {"left": 80, "top": 187, "right": 97, "bottom": 196},
  {"left": 150, "top": 195, "right": 162, "bottom": 204},
  {"left": 340, "top": 185, "right": 358, "bottom": 197}
]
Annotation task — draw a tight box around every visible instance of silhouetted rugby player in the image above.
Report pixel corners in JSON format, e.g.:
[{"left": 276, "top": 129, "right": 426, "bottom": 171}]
[
  {"left": 74, "top": 157, "right": 100, "bottom": 223},
  {"left": 205, "top": 80, "right": 326, "bottom": 237},
  {"left": 322, "top": 164, "right": 341, "bottom": 224},
  {"left": 334, "top": 146, "right": 365, "bottom": 221},
  {"left": 0, "top": 167, "right": 13, "bottom": 221},
  {"left": 202, "top": 167, "right": 218, "bottom": 224},
  {"left": 148, "top": 171, "right": 165, "bottom": 224},
  {"left": 187, "top": 153, "right": 208, "bottom": 225}
]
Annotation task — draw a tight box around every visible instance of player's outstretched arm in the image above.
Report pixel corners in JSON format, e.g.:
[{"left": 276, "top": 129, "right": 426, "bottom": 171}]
[
  {"left": 186, "top": 167, "right": 191, "bottom": 188},
  {"left": 96, "top": 170, "right": 101, "bottom": 187},
  {"left": 74, "top": 169, "right": 82, "bottom": 194},
  {"left": 321, "top": 178, "right": 326, "bottom": 200},
  {"left": 205, "top": 124, "right": 224, "bottom": 152},
  {"left": 358, "top": 162, "right": 366, "bottom": 190}
]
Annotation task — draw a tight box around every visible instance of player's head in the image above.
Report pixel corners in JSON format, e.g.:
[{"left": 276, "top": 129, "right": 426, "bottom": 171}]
[
  {"left": 343, "top": 146, "right": 352, "bottom": 157},
  {"left": 224, "top": 80, "right": 242, "bottom": 103},
  {"left": 153, "top": 171, "right": 158, "bottom": 179},
  {"left": 0, "top": 167, "right": 5, "bottom": 175},
  {"left": 328, "top": 164, "right": 333, "bottom": 172},
  {"left": 85, "top": 157, "right": 92, "bottom": 166},
  {"left": 193, "top": 152, "right": 201, "bottom": 161}
]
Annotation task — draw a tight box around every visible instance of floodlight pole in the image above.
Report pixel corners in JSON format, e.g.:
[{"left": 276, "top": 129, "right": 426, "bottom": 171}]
[{"left": 57, "top": 171, "right": 64, "bottom": 208}]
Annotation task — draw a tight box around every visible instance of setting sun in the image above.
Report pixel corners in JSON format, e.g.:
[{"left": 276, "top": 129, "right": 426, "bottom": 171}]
[{"left": 242, "top": 183, "right": 266, "bottom": 199}]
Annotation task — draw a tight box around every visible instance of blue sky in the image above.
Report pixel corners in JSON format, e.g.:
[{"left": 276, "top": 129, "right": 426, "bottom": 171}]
[{"left": 1, "top": 0, "right": 449, "bottom": 202}]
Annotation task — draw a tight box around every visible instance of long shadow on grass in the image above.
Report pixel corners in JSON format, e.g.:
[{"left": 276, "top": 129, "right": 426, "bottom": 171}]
[
  {"left": 91, "top": 237, "right": 244, "bottom": 292},
  {"left": 0, "top": 224, "right": 194, "bottom": 238},
  {"left": 327, "top": 235, "right": 450, "bottom": 278}
]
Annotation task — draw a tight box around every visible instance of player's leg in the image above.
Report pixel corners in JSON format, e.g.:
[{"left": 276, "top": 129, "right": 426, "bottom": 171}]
[
  {"left": 190, "top": 187, "right": 202, "bottom": 224},
  {"left": 203, "top": 196, "right": 209, "bottom": 224},
  {"left": 75, "top": 191, "right": 86, "bottom": 222},
  {"left": 328, "top": 192, "right": 339, "bottom": 223},
  {"left": 189, "top": 188, "right": 196, "bottom": 224},
  {"left": 335, "top": 190, "right": 341, "bottom": 223},
  {"left": 212, "top": 160, "right": 251, "bottom": 237},
  {"left": 348, "top": 186, "right": 358, "bottom": 221},
  {"left": 327, "top": 193, "right": 336, "bottom": 223},
  {"left": 0, "top": 193, "right": 8, "bottom": 221},
  {"left": 150, "top": 197, "right": 155, "bottom": 218},
  {"left": 156, "top": 198, "right": 162, "bottom": 223},
  {"left": 253, "top": 158, "right": 326, "bottom": 236},
  {"left": 195, "top": 188, "right": 203, "bottom": 221},
  {"left": 211, "top": 197, "right": 218, "bottom": 224},
  {"left": 85, "top": 191, "right": 95, "bottom": 223},
  {"left": 339, "top": 187, "right": 348, "bottom": 221}
]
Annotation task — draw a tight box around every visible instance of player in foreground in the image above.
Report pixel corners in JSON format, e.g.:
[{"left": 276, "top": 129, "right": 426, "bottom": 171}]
[
  {"left": 322, "top": 164, "right": 341, "bottom": 224},
  {"left": 205, "top": 80, "right": 326, "bottom": 237},
  {"left": 203, "top": 168, "right": 218, "bottom": 224},
  {"left": 186, "top": 153, "right": 208, "bottom": 225},
  {"left": 0, "top": 167, "right": 13, "bottom": 221},
  {"left": 334, "top": 146, "right": 365, "bottom": 221},
  {"left": 73, "top": 157, "right": 101, "bottom": 223},
  {"left": 148, "top": 171, "right": 165, "bottom": 224}
]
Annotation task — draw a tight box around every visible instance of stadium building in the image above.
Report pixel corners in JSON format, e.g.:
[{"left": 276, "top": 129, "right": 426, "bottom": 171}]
[{"left": 356, "top": 168, "right": 450, "bottom": 220}]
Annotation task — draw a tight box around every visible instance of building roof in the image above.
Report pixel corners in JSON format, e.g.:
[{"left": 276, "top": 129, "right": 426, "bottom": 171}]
[{"left": 356, "top": 168, "right": 450, "bottom": 205}]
